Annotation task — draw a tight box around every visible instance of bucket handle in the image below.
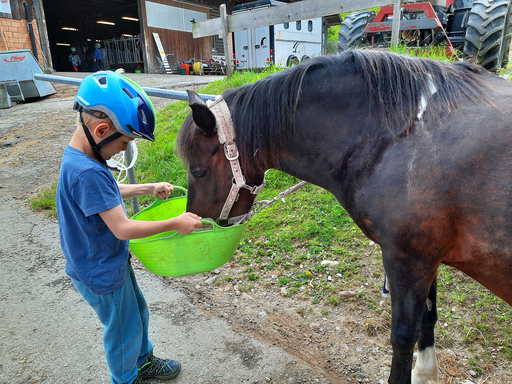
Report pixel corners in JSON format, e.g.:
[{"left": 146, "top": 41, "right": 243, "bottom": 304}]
[
  {"left": 191, "top": 219, "right": 216, "bottom": 233},
  {"left": 151, "top": 186, "right": 187, "bottom": 208},
  {"left": 171, "top": 186, "right": 187, "bottom": 195}
]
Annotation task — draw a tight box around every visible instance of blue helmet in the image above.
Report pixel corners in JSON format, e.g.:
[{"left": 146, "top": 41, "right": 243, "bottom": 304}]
[{"left": 73, "top": 71, "right": 155, "bottom": 141}]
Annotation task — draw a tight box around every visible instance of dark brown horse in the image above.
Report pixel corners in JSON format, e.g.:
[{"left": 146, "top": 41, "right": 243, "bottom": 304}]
[{"left": 177, "top": 50, "right": 512, "bottom": 383}]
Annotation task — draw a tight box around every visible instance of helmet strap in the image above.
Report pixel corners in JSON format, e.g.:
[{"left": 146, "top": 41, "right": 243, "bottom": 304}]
[{"left": 80, "top": 111, "right": 123, "bottom": 164}]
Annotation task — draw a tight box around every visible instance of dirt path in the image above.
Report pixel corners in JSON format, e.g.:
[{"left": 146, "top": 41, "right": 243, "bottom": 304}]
[{"left": 1, "top": 72, "right": 511, "bottom": 384}]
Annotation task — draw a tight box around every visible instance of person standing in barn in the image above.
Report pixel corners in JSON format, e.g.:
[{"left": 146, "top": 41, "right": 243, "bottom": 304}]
[
  {"left": 68, "top": 47, "right": 81, "bottom": 72},
  {"left": 94, "top": 42, "right": 104, "bottom": 70}
]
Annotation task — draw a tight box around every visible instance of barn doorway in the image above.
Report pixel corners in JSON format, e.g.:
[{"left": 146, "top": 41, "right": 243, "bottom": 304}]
[{"left": 42, "top": 0, "right": 142, "bottom": 72}]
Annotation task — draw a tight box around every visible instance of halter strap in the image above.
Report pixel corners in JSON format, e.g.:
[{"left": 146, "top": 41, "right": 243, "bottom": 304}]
[{"left": 206, "top": 96, "right": 265, "bottom": 222}]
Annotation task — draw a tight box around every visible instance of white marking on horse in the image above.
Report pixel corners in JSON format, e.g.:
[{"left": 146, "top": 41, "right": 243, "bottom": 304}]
[
  {"left": 407, "top": 77, "right": 439, "bottom": 197},
  {"left": 411, "top": 346, "right": 439, "bottom": 384},
  {"left": 417, "top": 76, "right": 438, "bottom": 121}
]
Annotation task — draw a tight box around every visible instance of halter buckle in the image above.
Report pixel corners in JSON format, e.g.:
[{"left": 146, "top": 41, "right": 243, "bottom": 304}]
[{"left": 224, "top": 142, "right": 239, "bottom": 161}]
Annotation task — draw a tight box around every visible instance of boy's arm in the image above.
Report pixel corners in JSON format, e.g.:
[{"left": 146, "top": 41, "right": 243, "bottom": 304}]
[
  {"left": 118, "top": 182, "right": 172, "bottom": 200},
  {"left": 99, "top": 204, "right": 202, "bottom": 240}
]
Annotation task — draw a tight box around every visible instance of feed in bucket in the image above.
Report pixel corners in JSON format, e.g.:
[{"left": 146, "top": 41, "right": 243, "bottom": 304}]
[{"left": 129, "top": 189, "right": 247, "bottom": 277}]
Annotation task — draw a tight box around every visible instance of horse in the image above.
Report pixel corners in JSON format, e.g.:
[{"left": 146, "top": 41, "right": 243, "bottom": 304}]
[{"left": 176, "top": 50, "right": 512, "bottom": 383}]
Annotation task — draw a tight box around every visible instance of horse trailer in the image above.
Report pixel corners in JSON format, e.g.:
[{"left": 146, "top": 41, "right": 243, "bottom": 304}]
[{"left": 232, "top": 0, "right": 327, "bottom": 70}]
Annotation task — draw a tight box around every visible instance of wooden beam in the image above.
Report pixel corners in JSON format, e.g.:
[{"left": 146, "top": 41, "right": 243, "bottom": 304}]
[{"left": 192, "top": 0, "right": 394, "bottom": 38}]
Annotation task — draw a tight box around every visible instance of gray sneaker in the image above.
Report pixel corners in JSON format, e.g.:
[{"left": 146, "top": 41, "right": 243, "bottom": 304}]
[
  {"left": 137, "top": 351, "right": 181, "bottom": 381},
  {"left": 133, "top": 378, "right": 159, "bottom": 384}
]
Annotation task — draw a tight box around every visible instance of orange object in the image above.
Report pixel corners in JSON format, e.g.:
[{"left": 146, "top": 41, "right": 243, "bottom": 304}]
[{"left": 180, "top": 64, "right": 190, "bottom": 75}]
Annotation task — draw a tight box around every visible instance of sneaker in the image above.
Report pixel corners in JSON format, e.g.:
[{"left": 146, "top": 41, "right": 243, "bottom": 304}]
[
  {"left": 133, "top": 378, "right": 159, "bottom": 384},
  {"left": 137, "top": 351, "right": 181, "bottom": 381}
]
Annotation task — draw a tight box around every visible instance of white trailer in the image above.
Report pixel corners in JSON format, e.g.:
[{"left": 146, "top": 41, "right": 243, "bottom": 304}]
[{"left": 232, "top": 0, "right": 327, "bottom": 70}]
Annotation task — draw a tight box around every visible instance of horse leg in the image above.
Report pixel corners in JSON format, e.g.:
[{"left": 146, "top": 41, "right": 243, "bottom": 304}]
[
  {"left": 411, "top": 275, "right": 439, "bottom": 384},
  {"left": 384, "top": 254, "right": 437, "bottom": 384}
]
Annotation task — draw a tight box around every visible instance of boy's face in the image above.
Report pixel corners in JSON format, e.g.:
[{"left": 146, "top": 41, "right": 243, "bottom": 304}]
[{"left": 100, "top": 128, "right": 135, "bottom": 160}]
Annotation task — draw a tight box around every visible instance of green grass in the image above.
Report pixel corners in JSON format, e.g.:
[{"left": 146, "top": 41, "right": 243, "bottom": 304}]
[{"left": 29, "top": 182, "right": 58, "bottom": 217}]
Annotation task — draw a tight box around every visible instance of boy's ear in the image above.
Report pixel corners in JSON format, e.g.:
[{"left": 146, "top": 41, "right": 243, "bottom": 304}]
[{"left": 93, "top": 121, "right": 114, "bottom": 138}]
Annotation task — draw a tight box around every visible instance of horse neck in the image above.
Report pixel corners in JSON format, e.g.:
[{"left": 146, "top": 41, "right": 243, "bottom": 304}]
[{"left": 273, "top": 116, "right": 395, "bottom": 207}]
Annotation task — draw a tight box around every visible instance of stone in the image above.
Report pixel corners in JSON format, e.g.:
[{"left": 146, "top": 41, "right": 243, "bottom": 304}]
[
  {"left": 321, "top": 260, "right": 339, "bottom": 267},
  {"left": 204, "top": 276, "right": 218, "bottom": 285},
  {"left": 241, "top": 293, "right": 254, "bottom": 301}
]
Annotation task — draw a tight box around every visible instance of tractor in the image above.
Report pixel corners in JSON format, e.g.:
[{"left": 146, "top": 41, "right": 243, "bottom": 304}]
[{"left": 337, "top": 0, "right": 512, "bottom": 71}]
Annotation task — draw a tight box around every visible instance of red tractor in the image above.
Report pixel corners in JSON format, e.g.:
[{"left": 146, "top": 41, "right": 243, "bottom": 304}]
[{"left": 337, "top": 0, "right": 512, "bottom": 71}]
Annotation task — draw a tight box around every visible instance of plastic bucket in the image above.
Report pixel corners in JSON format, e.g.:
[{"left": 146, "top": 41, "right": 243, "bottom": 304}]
[
  {"left": 180, "top": 63, "right": 190, "bottom": 75},
  {"left": 129, "top": 194, "right": 247, "bottom": 276}
]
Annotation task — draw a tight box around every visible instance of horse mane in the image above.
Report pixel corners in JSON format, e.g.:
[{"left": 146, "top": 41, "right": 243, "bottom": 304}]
[{"left": 179, "top": 50, "right": 491, "bottom": 175}]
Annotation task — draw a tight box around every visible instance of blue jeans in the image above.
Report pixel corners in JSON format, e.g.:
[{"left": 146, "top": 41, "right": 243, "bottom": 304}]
[{"left": 72, "top": 262, "right": 153, "bottom": 384}]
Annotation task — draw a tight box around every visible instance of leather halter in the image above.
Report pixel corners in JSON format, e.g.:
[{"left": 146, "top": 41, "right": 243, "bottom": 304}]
[{"left": 206, "top": 96, "right": 265, "bottom": 224}]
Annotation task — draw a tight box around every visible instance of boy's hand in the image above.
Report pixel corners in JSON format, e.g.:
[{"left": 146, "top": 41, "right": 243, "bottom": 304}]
[
  {"left": 175, "top": 212, "right": 203, "bottom": 235},
  {"left": 152, "top": 182, "right": 173, "bottom": 199}
]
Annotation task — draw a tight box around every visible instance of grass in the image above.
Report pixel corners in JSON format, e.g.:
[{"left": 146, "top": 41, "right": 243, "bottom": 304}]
[
  {"left": 29, "top": 47, "right": 512, "bottom": 371},
  {"left": 29, "top": 182, "right": 58, "bottom": 217}
]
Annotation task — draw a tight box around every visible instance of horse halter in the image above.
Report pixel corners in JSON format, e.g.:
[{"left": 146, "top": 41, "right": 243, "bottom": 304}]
[{"left": 206, "top": 96, "right": 265, "bottom": 225}]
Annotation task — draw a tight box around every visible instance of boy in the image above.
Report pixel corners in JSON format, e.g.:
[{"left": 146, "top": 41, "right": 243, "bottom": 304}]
[
  {"left": 56, "top": 71, "right": 202, "bottom": 384},
  {"left": 68, "top": 47, "right": 81, "bottom": 72}
]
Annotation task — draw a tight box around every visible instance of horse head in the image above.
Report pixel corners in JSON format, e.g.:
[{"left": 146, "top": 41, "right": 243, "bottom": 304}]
[{"left": 178, "top": 90, "right": 264, "bottom": 223}]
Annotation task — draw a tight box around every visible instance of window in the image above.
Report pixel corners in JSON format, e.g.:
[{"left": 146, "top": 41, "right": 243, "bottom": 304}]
[
  {"left": 284, "top": 22, "right": 289, "bottom": 29},
  {"left": 308, "top": 20, "right": 313, "bottom": 32},
  {"left": 296, "top": 20, "right": 301, "bottom": 30}
]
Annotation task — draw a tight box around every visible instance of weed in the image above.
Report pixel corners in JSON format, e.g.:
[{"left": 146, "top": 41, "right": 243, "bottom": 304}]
[
  {"left": 247, "top": 273, "right": 259, "bottom": 281},
  {"left": 29, "top": 183, "right": 58, "bottom": 217}
]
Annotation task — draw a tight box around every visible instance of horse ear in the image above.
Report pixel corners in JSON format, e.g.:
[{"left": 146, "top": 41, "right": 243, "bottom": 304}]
[{"left": 187, "top": 90, "right": 217, "bottom": 136}]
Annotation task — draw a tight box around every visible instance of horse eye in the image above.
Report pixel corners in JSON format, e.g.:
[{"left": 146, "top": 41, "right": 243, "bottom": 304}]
[{"left": 193, "top": 170, "right": 207, "bottom": 180}]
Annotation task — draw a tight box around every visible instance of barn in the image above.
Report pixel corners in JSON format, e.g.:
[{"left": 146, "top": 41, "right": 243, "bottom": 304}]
[{"left": 0, "top": 0, "right": 341, "bottom": 74}]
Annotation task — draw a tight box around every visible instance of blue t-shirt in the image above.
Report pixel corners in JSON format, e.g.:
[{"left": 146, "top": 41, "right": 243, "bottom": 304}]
[
  {"left": 57, "top": 146, "right": 129, "bottom": 295},
  {"left": 95, "top": 48, "right": 103, "bottom": 61}
]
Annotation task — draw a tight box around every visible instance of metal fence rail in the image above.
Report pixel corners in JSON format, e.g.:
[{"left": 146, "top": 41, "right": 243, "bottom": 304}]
[
  {"left": 103, "top": 36, "right": 143, "bottom": 67},
  {"left": 33, "top": 73, "right": 216, "bottom": 101}
]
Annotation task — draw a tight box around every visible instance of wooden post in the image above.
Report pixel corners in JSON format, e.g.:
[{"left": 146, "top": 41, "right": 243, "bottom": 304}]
[
  {"left": 391, "top": 0, "right": 402, "bottom": 48},
  {"left": 220, "top": 4, "right": 232, "bottom": 78},
  {"left": 0, "top": 28, "right": 7, "bottom": 51}
]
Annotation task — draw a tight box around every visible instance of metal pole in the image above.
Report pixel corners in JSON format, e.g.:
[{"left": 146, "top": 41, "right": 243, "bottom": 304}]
[
  {"left": 124, "top": 142, "right": 140, "bottom": 214},
  {"left": 23, "top": 2, "right": 38, "bottom": 61},
  {"left": 33, "top": 73, "right": 217, "bottom": 101}
]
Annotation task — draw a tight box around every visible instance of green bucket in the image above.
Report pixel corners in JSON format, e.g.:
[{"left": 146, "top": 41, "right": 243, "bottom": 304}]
[{"left": 129, "top": 192, "right": 247, "bottom": 277}]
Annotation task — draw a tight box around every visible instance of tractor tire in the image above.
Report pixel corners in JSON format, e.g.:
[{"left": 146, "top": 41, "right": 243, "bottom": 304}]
[
  {"left": 463, "top": 0, "right": 512, "bottom": 71},
  {"left": 337, "top": 11, "right": 376, "bottom": 52}
]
